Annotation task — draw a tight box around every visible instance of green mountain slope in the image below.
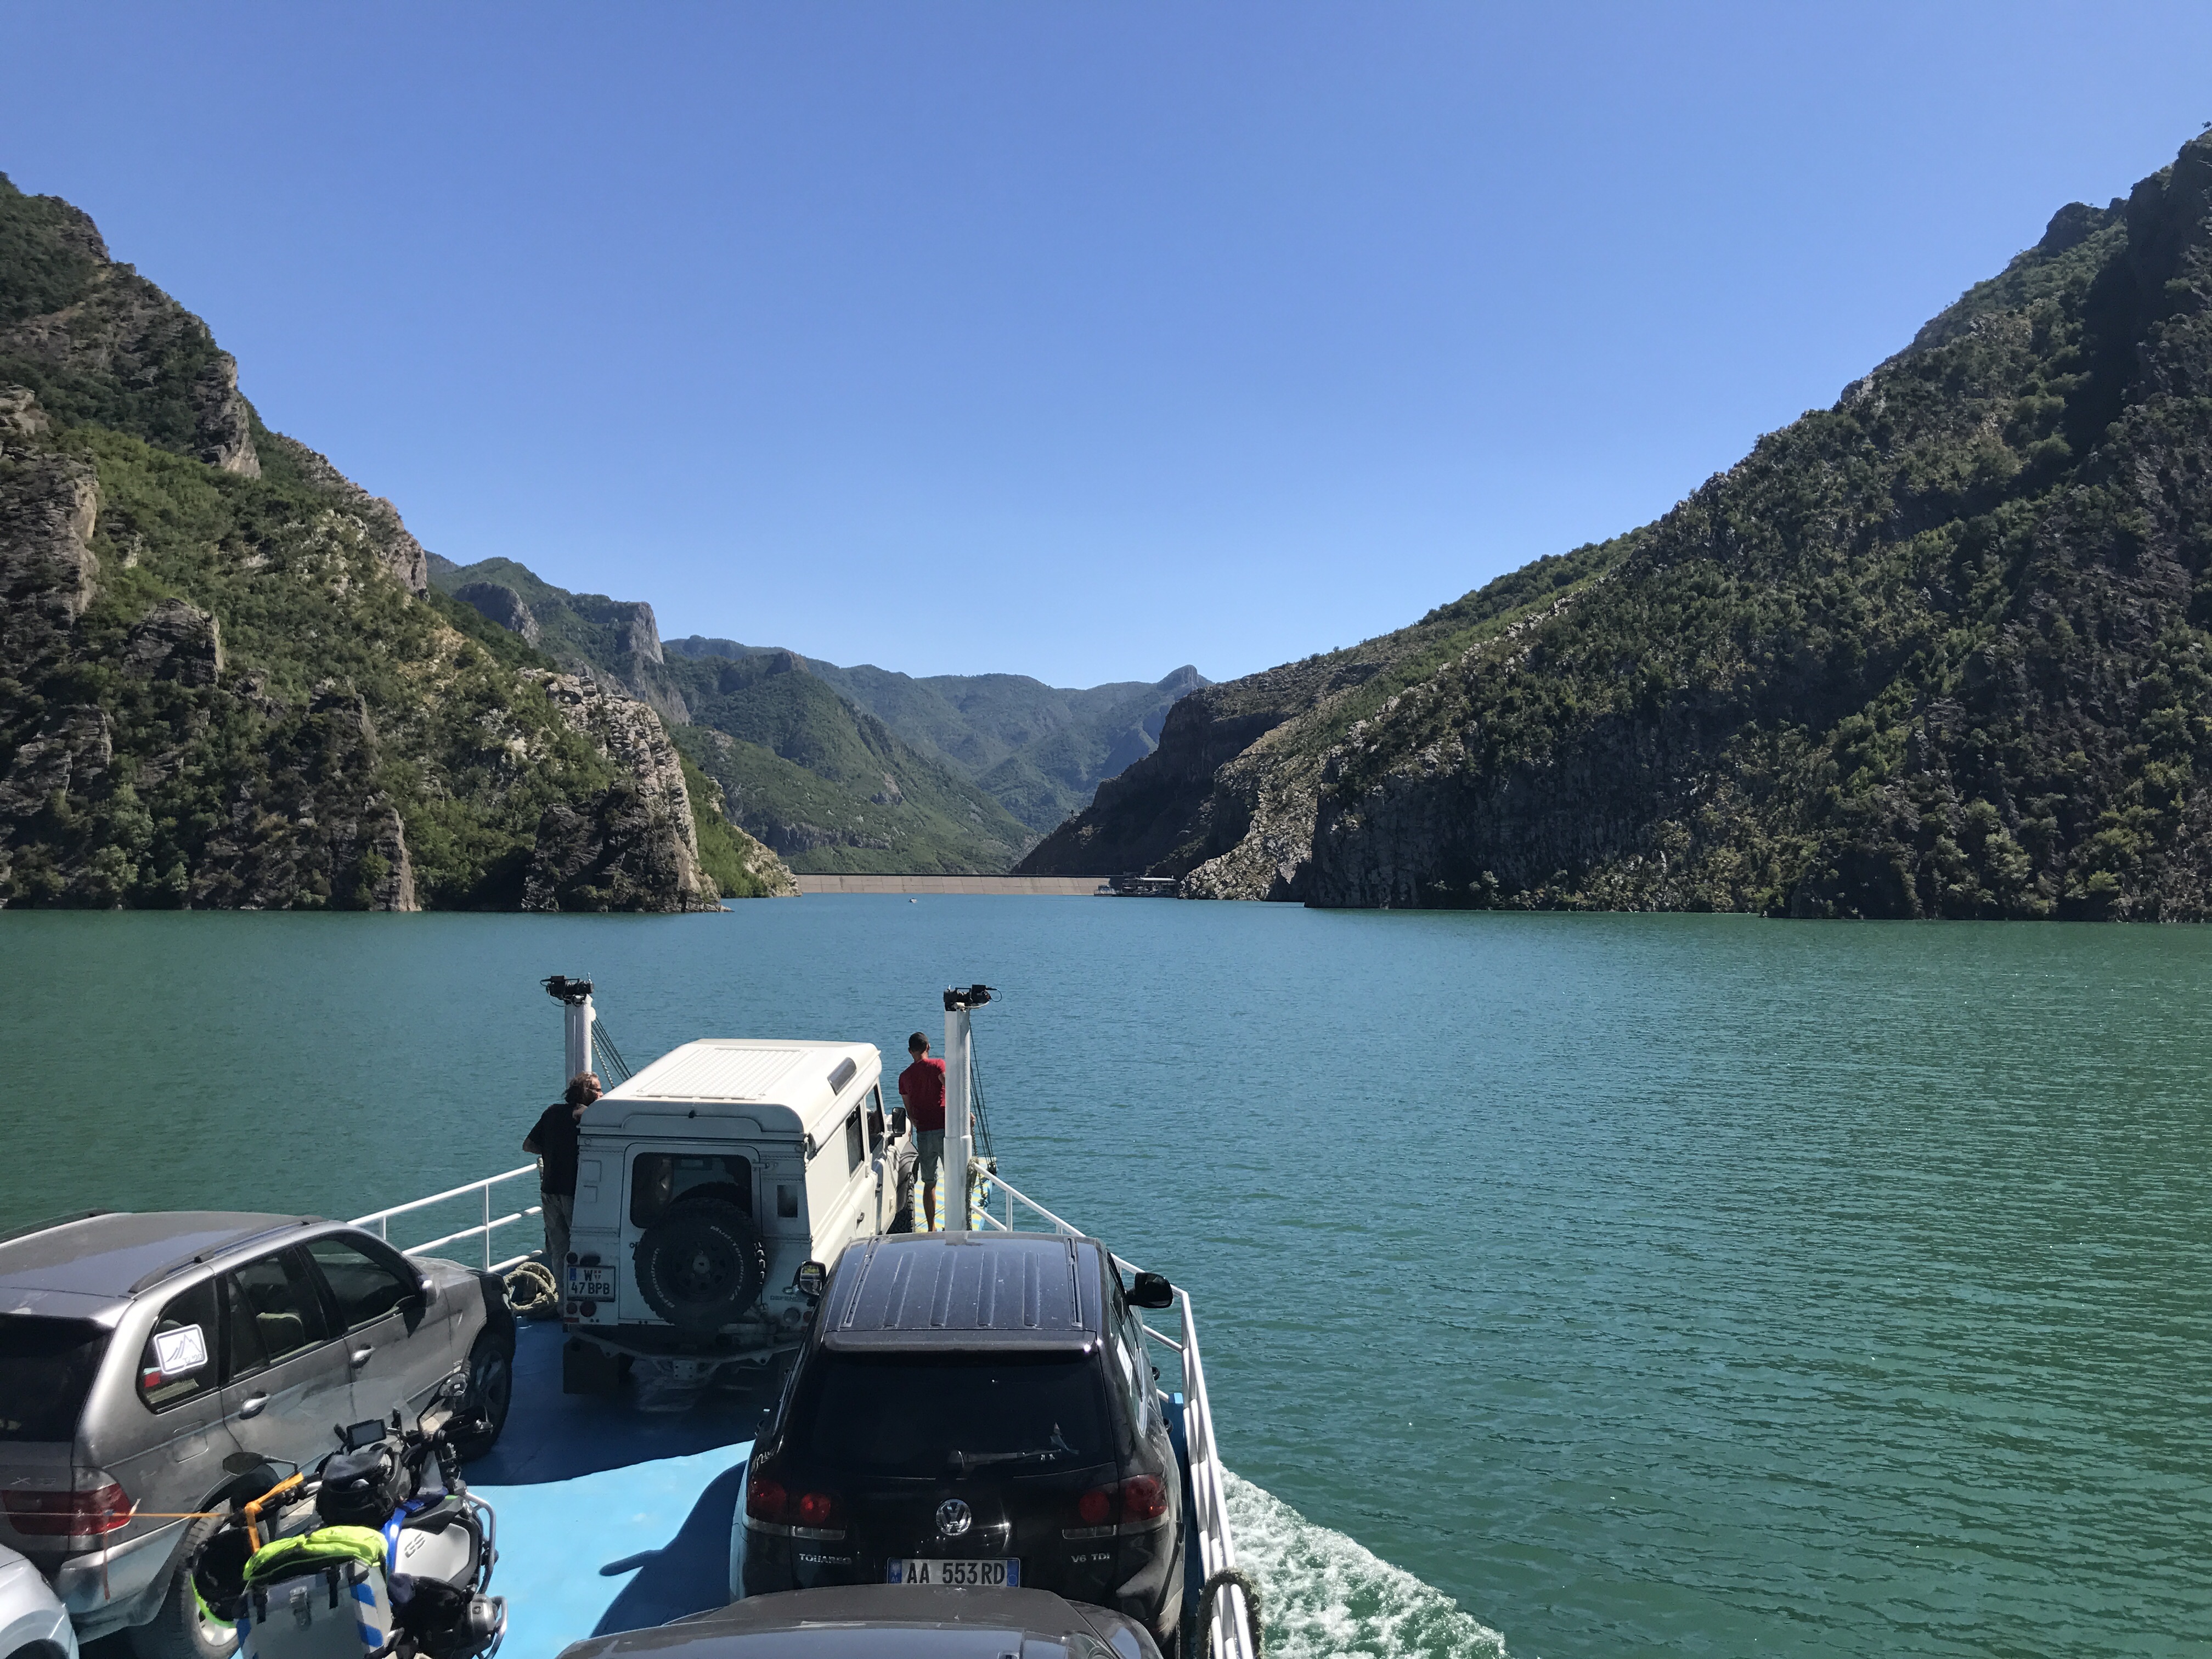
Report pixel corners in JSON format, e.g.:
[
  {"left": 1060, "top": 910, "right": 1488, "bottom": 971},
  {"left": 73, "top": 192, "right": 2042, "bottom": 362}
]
[
  {"left": 661, "top": 651, "right": 1034, "bottom": 872},
  {"left": 667, "top": 635, "right": 1205, "bottom": 831},
  {"left": 1024, "top": 133, "right": 2212, "bottom": 921},
  {"left": 0, "top": 173, "right": 791, "bottom": 909},
  {"left": 432, "top": 560, "right": 1040, "bottom": 871}
]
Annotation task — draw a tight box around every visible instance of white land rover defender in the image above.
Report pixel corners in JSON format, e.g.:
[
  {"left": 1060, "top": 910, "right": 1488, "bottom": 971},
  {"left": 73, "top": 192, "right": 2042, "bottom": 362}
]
[{"left": 556, "top": 1034, "right": 912, "bottom": 1392}]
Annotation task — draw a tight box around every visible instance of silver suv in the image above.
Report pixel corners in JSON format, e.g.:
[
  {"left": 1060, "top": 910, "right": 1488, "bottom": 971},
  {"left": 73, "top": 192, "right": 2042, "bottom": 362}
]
[{"left": 0, "top": 1211, "right": 514, "bottom": 1659}]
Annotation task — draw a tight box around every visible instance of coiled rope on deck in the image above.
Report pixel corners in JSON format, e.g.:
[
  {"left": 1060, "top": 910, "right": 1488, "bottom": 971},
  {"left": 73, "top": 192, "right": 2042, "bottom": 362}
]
[
  {"left": 1198, "top": 1567, "right": 1265, "bottom": 1659},
  {"left": 503, "top": 1260, "right": 559, "bottom": 1318}
]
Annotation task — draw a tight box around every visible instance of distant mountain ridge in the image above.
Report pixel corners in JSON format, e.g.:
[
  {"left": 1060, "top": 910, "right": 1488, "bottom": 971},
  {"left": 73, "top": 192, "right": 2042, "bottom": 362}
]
[
  {"left": 664, "top": 635, "right": 1204, "bottom": 832},
  {"left": 1025, "top": 133, "right": 2212, "bottom": 921},
  {"left": 430, "top": 554, "right": 1204, "bottom": 867}
]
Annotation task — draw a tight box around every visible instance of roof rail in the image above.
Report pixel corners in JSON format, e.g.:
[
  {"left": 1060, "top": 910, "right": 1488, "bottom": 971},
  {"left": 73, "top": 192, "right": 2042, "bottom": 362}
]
[
  {"left": 126, "top": 1216, "right": 317, "bottom": 1295},
  {"left": 0, "top": 1209, "right": 116, "bottom": 1249}
]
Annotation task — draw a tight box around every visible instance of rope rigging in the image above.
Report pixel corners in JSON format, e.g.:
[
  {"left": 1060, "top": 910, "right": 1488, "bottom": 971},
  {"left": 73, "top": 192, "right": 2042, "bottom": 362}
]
[
  {"left": 591, "top": 1019, "right": 632, "bottom": 1084},
  {"left": 968, "top": 1040, "right": 995, "bottom": 1162}
]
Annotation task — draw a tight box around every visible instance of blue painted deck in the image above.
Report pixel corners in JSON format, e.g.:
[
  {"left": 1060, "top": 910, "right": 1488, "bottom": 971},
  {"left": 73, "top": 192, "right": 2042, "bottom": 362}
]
[
  {"left": 464, "top": 1319, "right": 772, "bottom": 1659},
  {"left": 341, "top": 1182, "right": 1028, "bottom": 1659},
  {"left": 460, "top": 1317, "right": 1205, "bottom": 1659}
]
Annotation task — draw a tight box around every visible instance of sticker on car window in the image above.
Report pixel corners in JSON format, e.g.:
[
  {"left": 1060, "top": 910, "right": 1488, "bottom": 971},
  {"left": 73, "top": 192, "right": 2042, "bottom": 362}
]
[{"left": 154, "top": 1324, "right": 208, "bottom": 1375}]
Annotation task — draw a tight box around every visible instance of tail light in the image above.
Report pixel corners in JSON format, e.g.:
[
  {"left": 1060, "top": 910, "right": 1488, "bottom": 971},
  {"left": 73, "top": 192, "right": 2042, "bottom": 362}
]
[
  {"left": 1119, "top": 1475, "right": 1167, "bottom": 1521},
  {"left": 1070, "top": 1475, "right": 1169, "bottom": 1534},
  {"left": 744, "top": 1473, "right": 843, "bottom": 1535},
  {"left": 4, "top": 1481, "right": 133, "bottom": 1537},
  {"left": 745, "top": 1475, "right": 787, "bottom": 1523}
]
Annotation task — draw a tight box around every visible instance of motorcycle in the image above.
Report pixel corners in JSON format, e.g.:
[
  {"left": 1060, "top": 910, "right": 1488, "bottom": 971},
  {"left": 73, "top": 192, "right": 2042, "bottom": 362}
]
[{"left": 193, "top": 1370, "right": 506, "bottom": 1659}]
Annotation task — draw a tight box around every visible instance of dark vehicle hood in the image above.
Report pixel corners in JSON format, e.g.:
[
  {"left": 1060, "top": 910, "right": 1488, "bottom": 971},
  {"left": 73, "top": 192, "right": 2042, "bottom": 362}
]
[{"left": 557, "top": 1584, "right": 1157, "bottom": 1659}]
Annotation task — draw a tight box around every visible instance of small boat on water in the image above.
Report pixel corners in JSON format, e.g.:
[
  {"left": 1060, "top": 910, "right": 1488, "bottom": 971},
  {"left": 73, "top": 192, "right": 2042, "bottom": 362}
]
[
  {"left": 1102, "top": 877, "right": 1180, "bottom": 899},
  {"left": 347, "top": 977, "right": 1259, "bottom": 1659}
]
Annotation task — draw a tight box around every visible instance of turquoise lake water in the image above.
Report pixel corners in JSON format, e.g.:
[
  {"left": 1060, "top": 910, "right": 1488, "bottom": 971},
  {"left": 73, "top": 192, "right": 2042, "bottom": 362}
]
[{"left": 5, "top": 902, "right": 2208, "bottom": 1658}]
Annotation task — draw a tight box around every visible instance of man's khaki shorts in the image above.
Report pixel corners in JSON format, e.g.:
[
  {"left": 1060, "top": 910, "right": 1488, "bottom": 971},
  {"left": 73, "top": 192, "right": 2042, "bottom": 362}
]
[{"left": 916, "top": 1129, "right": 945, "bottom": 1184}]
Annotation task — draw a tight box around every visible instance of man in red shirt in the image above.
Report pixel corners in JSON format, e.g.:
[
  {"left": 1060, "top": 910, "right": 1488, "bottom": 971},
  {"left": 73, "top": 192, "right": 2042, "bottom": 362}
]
[{"left": 898, "top": 1031, "right": 948, "bottom": 1230}]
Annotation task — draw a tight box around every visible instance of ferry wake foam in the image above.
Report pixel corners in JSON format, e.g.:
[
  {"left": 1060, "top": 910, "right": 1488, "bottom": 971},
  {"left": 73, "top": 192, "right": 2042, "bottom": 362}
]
[
  {"left": 476, "top": 1452, "right": 1503, "bottom": 1659},
  {"left": 1224, "top": 1473, "right": 1508, "bottom": 1659}
]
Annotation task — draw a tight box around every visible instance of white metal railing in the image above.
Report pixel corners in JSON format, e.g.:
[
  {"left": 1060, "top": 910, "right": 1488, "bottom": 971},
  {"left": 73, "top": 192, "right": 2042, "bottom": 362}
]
[
  {"left": 1177, "top": 1283, "right": 1252, "bottom": 1659},
  {"left": 351, "top": 1163, "right": 544, "bottom": 1272},
  {"left": 974, "top": 1168, "right": 1257, "bottom": 1659}
]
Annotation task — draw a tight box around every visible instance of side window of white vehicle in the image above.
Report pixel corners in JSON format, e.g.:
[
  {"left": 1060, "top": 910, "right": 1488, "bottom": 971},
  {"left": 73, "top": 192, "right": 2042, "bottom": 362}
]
[{"left": 844, "top": 1109, "right": 865, "bottom": 1173}]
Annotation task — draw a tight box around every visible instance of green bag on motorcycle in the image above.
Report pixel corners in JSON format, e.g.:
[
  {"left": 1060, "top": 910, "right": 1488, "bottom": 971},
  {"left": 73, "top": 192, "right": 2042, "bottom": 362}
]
[{"left": 240, "top": 1526, "right": 393, "bottom": 1659}]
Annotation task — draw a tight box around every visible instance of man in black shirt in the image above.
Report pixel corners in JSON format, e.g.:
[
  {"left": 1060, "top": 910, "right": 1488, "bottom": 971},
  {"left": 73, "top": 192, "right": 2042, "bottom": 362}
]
[{"left": 524, "top": 1071, "right": 600, "bottom": 1271}]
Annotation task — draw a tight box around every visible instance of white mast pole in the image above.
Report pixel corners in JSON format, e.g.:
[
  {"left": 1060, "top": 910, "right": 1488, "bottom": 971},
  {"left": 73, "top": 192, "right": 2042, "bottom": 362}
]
[
  {"left": 943, "top": 993, "right": 972, "bottom": 1235},
  {"left": 565, "top": 992, "right": 595, "bottom": 1087}
]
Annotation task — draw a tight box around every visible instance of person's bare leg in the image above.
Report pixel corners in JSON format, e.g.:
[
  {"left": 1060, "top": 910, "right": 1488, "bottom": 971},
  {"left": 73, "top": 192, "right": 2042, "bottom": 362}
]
[{"left": 923, "top": 1182, "right": 938, "bottom": 1231}]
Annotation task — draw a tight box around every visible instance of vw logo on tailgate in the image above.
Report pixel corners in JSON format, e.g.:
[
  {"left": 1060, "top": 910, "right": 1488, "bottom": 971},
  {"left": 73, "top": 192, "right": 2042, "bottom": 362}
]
[{"left": 935, "top": 1498, "right": 973, "bottom": 1538}]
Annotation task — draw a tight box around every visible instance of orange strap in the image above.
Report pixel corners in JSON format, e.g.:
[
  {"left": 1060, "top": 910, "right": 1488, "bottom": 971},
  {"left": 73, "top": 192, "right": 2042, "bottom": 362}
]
[{"left": 242, "top": 1472, "right": 306, "bottom": 1549}]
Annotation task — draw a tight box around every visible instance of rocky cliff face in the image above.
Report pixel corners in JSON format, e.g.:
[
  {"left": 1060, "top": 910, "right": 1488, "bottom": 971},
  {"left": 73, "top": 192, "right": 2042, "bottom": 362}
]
[
  {"left": 520, "top": 670, "right": 720, "bottom": 912},
  {"left": 1026, "top": 133, "right": 2212, "bottom": 921},
  {"left": 1019, "top": 655, "right": 1369, "bottom": 883},
  {"left": 436, "top": 558, "right": 685, "bottom": 721},
  {"left": 0, "top": 191, "right": 262, "bottom": 479},
  {"left": 177, "top": 686, "right": 421, "bottom": 912},
  {"left": 453, "top": 579, "right": 541, "bottom": 644},
  {"left": 258, "top": 432, "right": 429, "bottom": 595},
  {"left": 0, "top": 172, "right": 792, "bottom": 910},
  {"left": 0, "top": 415, "right": 98, "bottom": 664}
]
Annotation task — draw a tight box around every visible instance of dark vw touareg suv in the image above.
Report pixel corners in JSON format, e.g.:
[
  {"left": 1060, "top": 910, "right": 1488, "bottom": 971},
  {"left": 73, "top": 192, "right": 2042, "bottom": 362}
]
[{"left": 734, "top": 1233, "right": 1185, "bottom": 1651}]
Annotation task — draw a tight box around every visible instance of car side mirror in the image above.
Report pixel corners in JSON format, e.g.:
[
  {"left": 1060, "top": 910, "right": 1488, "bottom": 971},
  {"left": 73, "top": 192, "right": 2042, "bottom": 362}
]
[
  {"left": 889, "top": 1105, "right": 909, "bottom": 1137},
  {"left": 1128, "top": 1272, "right": 1175, "bottom": 1309}
]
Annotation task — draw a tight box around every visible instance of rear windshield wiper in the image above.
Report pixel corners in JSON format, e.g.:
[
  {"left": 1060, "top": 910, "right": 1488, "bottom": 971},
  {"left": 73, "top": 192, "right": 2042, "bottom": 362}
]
[{"left": 945, "top": 1447, "right": 1072, "bottom": 1473}]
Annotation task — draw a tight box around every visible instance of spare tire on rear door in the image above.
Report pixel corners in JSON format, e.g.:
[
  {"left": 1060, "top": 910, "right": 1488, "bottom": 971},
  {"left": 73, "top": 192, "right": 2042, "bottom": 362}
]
[{"left": 632, "top": 1194, "right": 769, "bottom": 1335}]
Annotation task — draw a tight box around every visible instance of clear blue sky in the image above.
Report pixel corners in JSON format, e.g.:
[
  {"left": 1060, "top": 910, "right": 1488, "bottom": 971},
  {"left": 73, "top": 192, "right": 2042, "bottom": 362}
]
[{"left": 3, "top": 4, "right": 2208, "bottom": 686}]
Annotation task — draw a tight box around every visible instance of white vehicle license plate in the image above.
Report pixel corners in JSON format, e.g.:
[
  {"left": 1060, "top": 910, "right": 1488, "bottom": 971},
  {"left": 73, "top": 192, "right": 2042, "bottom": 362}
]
[
  {"left": 888, "top": 1558, "right": 1019, "bottom": 1587},
  {"left": 571, "top": 1267, "right": 616, "bottom": 1300}
]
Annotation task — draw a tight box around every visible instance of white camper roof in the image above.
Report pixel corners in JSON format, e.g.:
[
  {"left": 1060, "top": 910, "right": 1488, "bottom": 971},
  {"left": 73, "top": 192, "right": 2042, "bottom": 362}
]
[{"left": 589, "top": 1039, "right": 881, "bottom": 1138}]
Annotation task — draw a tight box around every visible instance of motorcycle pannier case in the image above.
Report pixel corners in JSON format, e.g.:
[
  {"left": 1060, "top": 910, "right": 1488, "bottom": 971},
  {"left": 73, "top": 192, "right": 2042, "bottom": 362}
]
[{"left": 239, "top": 1527, "right": 393, "bottom": 1659}]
